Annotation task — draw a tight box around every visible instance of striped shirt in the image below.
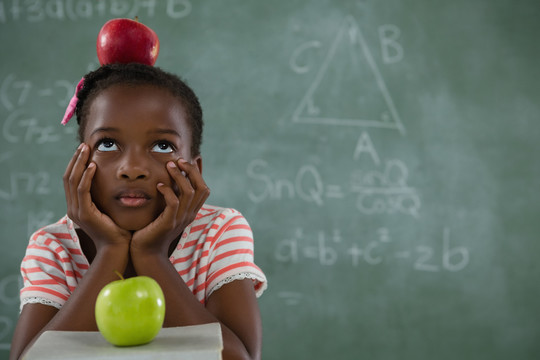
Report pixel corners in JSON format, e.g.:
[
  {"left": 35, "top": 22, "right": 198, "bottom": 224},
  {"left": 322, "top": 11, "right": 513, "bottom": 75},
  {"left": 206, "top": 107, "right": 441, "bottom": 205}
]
[{"left": 20, "top": 204, "right": 267, "bottom": 310}]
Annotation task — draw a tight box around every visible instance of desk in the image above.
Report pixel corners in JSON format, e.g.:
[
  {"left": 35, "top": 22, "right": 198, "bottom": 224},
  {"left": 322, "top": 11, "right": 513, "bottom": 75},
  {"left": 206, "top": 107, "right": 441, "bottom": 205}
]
[{"left": 23, "top": 323, "right": 223, "bottom": 359}]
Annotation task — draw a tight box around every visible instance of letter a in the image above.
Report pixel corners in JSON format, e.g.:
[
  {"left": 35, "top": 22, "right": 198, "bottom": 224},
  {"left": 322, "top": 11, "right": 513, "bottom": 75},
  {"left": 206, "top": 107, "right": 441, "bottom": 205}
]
[{"left": 353, "top": 131, "right": 380, "bottom": 165}]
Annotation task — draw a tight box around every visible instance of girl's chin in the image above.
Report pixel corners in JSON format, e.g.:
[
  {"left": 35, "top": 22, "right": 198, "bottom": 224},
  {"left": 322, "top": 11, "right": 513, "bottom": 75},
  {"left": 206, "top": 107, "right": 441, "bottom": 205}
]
[{"left": 113, "top": 215, "right": 155, "bottom": 232}]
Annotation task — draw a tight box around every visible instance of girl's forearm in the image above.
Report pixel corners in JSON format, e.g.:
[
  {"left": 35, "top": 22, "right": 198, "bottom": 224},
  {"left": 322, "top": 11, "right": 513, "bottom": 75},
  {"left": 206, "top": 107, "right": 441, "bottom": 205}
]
[
  {"left": 43, "top": 244, "right": 130, "bottom": 331},
  {"left": 130, "top": 250, "right": 214, "bottom": 326},
  {"left": 130, "top": 250, "right": 255, "bottom": 360},
  {"left": 12, "top": 245, "right": 130, "bottom": 360}
]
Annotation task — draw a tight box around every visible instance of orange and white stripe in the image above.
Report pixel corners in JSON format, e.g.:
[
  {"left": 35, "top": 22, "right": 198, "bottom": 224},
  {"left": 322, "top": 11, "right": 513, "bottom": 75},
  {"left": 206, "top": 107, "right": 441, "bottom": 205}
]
[{"left": 20, "top": 205, "right": 267, "bottom": 310}]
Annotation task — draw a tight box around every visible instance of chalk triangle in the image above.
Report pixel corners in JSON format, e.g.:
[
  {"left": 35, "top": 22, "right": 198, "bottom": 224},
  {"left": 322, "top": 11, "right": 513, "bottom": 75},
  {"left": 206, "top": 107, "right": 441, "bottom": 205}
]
[{"left": 292, "top": 16, "right": 405, "bottom": 134}]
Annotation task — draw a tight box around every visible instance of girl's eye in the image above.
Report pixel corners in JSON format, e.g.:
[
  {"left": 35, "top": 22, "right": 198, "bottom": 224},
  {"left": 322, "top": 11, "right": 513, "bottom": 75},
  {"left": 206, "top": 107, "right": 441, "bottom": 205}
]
[
  {"left": 96, "top": 139, "right": 118, "bottom": 152},
  {"left": 152, "top": 141, "right": 174, "bottom": 154}
]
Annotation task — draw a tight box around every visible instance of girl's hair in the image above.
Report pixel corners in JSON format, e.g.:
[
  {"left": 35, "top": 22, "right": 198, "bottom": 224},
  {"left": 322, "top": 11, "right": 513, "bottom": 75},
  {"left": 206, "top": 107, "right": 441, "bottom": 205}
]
[{"left": 75, "top": 63, "right": 204, "bottom": 157}]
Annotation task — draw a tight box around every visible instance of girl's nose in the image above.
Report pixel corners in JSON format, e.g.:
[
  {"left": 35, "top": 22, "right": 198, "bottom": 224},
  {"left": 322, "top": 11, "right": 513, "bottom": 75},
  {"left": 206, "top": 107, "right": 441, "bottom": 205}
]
[{"left": 116, "top": 150, "right": 150, "bottom": 180}]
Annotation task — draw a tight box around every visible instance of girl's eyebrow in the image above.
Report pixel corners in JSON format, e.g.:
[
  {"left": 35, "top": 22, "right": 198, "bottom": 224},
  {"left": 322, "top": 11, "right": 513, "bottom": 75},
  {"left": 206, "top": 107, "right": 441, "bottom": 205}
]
[
  {"left": 150, "top": 129, "right": 182, "bottom": 138},
  {"left": 89, "top": 127, "right": 181, "bottom": 138},
  {"left": 90, "top": 127, "right": 119, "bottom": 137}
]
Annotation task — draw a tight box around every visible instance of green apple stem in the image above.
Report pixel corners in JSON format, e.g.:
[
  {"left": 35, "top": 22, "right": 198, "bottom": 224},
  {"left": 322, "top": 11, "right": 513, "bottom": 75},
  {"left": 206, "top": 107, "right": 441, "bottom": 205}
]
[{"left": 114, "top": 270, "right": 124, "bottom": 281}]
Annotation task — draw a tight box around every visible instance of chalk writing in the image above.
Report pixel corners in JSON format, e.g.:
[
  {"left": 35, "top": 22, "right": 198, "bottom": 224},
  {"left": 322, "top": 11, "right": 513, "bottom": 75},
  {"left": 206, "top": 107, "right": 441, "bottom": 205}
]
[
  {"left": 353, "top": 131, "right": 381, "bottom": 164},
  {"left": 3, "top": 109, "right": 61, "bottom": 144},
  {"left": 1, "top": 74, "right": 73, "bottom": 110},
  {"left": 378, "top": 24, "right": 404, "bottom": 64},
  {"left": 246, "top": 157, "right": 420, "bottom": 217},
  {"left": 290, "top": 40, "right": 322, "bottom": 74},
  {"left": 246, "top": 159, "right": 325, "bottom": 206},
  {"left": 351, "top": 160, "right": 421, "bottom": 217},
  {"left": 1, "top": 75, "right": 78, "bottom": 143},
  {"left": 0, "top": 171, "right": 51, "bottom": 201},
  {"left": 292, "top": 16, "right": 405, "bottom": 134},
  {"left": 275, "top": 227, "right": 469, "bottom": 272},
  {"left": 0, "top": 0, "right": 191, "bottom": 23}
]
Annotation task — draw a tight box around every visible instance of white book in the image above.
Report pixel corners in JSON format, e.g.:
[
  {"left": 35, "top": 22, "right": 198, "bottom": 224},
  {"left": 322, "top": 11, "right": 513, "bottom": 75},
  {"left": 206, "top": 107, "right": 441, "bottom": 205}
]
[{"left": 23, "top": 323, "right": 223, "bottom": 360}]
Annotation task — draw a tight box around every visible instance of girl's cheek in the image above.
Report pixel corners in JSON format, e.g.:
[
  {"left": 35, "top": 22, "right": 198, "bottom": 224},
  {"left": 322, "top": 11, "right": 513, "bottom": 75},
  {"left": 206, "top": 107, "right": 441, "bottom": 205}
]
[
  {"left": 90, "top": 156, "right": 105, "bottom": 171},
  {"left": 88, "top": 148, "right": 100, "bottom": 164}
]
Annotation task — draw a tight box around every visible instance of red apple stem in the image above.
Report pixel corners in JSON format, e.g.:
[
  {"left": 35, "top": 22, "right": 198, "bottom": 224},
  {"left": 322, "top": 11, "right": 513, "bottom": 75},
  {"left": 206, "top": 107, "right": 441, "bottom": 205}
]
[
  {"left": 114, "top": 270, "right": 124, "bottom": 281},
  {"left": 135, "top": 16, "right": 139, "bottom": 22}
]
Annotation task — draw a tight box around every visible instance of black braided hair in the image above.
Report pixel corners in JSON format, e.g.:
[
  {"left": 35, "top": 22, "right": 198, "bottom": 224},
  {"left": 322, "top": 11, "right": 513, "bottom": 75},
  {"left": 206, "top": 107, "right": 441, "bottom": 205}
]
[{"left": 75, "top": 63, "right": 203, "bottom": 157}]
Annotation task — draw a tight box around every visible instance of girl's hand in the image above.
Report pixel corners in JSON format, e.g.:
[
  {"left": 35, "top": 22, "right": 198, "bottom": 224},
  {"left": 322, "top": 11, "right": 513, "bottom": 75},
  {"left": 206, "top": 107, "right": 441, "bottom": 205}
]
[
  {"left": 63, "top": 144, "right": 132, "bottom": 250},
  {"left": 131, "top": 159, "right": 210, "bottom": 256}
]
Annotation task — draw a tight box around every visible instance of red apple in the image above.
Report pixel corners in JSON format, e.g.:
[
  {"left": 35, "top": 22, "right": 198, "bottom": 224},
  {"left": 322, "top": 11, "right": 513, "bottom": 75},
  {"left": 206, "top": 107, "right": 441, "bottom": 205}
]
[{"left": 97, "top": 17, "right": 160, "bottom": 66}]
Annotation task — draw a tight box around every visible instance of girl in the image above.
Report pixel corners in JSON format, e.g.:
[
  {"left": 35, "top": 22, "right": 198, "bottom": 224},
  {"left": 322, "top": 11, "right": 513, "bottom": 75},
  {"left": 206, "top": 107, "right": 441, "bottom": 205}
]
[{"left": 10, "top": 63, "right": 267, "bottom": 360}]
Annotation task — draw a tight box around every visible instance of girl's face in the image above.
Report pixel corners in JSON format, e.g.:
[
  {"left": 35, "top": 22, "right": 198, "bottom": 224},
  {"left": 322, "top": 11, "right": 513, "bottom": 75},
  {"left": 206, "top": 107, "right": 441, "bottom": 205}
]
[{"left": 83, "top": 84, "right": 199, "bottom": 231}]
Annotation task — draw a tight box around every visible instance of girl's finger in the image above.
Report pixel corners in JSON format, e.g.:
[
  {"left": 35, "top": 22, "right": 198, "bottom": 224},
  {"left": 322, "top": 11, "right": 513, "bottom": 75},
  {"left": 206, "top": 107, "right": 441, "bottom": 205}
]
[
  {"left": 63, "top": 144, "right": 84, "bottom": 209},
  {"left": 166, "top": 161, "right": 191, "bottom": 191},
  {"left": 156, "top": 182, "right": 180, "bottom": 224},
  {"left": 63, "top": 143, "right": 84, "bottom": 185},
  {"left": 68, "top": 144, "right": 91, "bottom": 212},
  {"left": 77, "top": 162, "right": 97, "bottom": 211},
  {"left": 166, "top": 161, "right": 194, "bottom": 210},
  {"left": 192, "top": 186, "right": 211, "bottom": 214},
  {"left": 176, "top": 159, "right": 202, "bottom": 188},
  {"left": 177, "top": 160, "right": 210, "bottom": 212}
]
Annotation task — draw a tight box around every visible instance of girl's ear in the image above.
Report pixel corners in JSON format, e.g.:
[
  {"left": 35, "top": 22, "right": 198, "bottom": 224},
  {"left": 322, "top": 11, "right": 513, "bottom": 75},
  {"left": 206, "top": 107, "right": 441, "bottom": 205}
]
[{"left": 193, "top": 156, "right": 203, "bottom": 175}]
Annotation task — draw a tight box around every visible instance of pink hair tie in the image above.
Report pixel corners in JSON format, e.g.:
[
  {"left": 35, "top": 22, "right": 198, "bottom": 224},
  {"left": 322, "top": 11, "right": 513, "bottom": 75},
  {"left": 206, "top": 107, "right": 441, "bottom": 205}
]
[{"left": 61, "top": 77, "right": 85, "bottom": 125}]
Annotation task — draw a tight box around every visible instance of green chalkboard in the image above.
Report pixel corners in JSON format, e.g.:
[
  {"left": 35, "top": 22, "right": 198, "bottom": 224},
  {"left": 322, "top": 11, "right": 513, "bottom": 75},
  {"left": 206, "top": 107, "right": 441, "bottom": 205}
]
[{"left": 1, "top": 1, "right": 540, "bottom": 359}]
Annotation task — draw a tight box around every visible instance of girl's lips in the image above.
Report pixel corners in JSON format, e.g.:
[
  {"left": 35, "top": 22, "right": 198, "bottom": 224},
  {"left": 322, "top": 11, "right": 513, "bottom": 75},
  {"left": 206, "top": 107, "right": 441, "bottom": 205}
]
[
  {"left": 118, "top": 196, "right": 149, "bottom": 207},
  {"left": 116, "top": 190, "right": 151, "bottom": 208}
]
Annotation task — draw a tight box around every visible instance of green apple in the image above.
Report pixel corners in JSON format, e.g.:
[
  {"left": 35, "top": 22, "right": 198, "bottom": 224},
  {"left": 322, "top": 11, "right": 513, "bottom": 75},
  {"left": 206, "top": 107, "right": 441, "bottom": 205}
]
[{"left": 95, "top": 274, "right": 165, "bottom": 346}]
